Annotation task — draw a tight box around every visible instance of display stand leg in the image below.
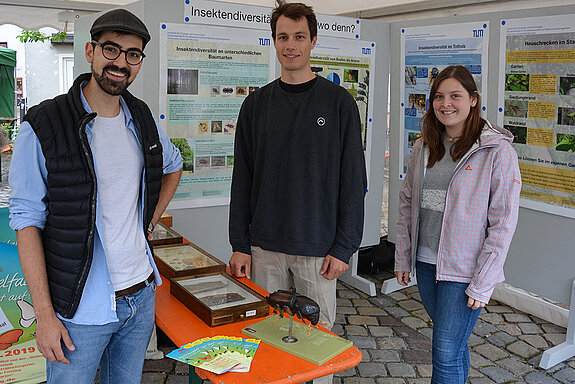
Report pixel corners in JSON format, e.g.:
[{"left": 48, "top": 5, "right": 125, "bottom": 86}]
[
  {"left": 540, "top": 279, "right": 575, "bottom": 369},
  {"left": 381, "top": 275, "right": 417, "bottom": 294},
  {"left": 339, "top": 251, "right": 376, "bottom": 296}
]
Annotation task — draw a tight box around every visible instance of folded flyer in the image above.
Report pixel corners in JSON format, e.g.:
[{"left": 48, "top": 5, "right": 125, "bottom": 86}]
[{"left": 167, "top": 336, "right": 261, "bottom": 374}]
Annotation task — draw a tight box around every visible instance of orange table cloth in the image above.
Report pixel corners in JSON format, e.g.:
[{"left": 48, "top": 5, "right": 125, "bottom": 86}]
[{"left": 155, "top": 272, "right": 362, "bottom": 384}]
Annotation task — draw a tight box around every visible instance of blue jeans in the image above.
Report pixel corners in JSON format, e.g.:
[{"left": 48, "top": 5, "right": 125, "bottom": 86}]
[
  {"left": 416, "top": 261, "right": 482, "bottom": 384},
  {"left": 47, "top": 282, "right": 156, "bottom": 384}
]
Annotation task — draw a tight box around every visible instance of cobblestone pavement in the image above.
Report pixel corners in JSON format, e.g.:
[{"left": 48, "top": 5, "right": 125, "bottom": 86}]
[{"left": 143, "top": 273, "right": 575, "bottom": 384}]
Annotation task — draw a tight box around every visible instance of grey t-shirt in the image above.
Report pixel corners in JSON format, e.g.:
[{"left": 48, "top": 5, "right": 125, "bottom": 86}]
[
  {"left": 417, "top": 139, "right": 457, "bottom": 265},
  {"left": 91, "top": 109, "right": 152, "bottom": 290}
]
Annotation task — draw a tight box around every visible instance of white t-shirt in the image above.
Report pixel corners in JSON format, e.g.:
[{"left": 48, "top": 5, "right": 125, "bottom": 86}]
[{"left": 91, "top": 109, "right": 152, "bottom": 291}]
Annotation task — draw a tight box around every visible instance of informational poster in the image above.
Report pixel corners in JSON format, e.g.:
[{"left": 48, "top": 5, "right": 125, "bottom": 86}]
[
  {"left": 183, "top": 0, "right": 362, "bottom": 40},
  {"left": 0, "top": 208, "right": 45, "bottom": 384},
  {"left": 311, "top": 37, "right": 375, "bottom": 180},
  {"left": 399, "top": 22, "right": 489, "bottom": 177},
  {"left": 159, "top": 23, "right": 275, "bottom": 208},
  {"left": 498, "top": 15, "right": 575, "bottom": 218}
]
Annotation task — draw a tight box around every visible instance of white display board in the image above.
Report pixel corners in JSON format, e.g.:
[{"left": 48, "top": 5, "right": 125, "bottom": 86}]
[
  {"left": 498, "top": 14, "right": 575, "bottom": 218},
  {"left": 311, "top": 36, "right": 376, "bottom": 181},
  {"left": 398, "top": 21, "right": 489, "bottom": 179}
]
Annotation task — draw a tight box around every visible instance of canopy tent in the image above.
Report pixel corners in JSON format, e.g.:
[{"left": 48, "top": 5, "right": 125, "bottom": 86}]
[
  {"left": 0, "top": 0, "right": 448, "bottom": 32},
  {"left": 0, "top": 46, "right": 16, "bottom": 119},
  {"left": 0, "top": 0, "right": 548, "bottom": 31}
]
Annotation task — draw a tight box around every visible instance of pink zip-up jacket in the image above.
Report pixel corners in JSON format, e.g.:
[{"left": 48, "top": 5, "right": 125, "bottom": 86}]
[{"left": 395, "top": 122, "right": 521, "bottom": 303}]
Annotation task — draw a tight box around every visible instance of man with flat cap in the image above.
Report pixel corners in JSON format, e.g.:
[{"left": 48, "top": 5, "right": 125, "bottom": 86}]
[{"left": 9, "top": 9, "right": 182, "bottom": 383}]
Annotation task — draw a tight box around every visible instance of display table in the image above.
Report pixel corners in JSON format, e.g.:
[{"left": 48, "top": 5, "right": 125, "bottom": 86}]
[{"left": 155, "top": 271, "right": 362, "bottom": 384}]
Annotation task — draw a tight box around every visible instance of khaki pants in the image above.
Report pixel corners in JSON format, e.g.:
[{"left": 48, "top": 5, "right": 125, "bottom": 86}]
[{"left": 251, "top": 246, "right": 336, "bottom": 384}]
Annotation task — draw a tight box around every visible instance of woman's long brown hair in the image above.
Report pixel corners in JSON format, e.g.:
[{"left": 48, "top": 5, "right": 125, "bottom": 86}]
[{"left": 420, "top": 65, "right": 486, "bottom": 168}]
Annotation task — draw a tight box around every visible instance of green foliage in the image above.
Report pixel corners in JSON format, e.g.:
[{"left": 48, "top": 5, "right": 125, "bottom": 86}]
[
  {"left": 171, "top": 138, "right": 194, "bottom": 171},
  {"left": 559, "top": 77, "right": 575, "bottom": 95},
  {"left": 17, "top": 30, "right": 67, "bottom": 43},
  {"left": 556, "top": 134, "right": 575, "bottom": 152},
  {"left": 505, "top": 74, "right": 529, "bottom": 92},
  {"left": 1, "top": 122, "right": 18, "bottom": 142},
  {"left": 1, "top": 122, "right": 18, "bottom": 153}
]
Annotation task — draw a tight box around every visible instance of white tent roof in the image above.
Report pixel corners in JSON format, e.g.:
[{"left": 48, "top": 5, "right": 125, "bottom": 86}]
[
  {"left": 0, "top": 0, "right": 430, "bottom": 31},
  {"left": 0, "top": 0, "right": 132, "bottom": 31}
]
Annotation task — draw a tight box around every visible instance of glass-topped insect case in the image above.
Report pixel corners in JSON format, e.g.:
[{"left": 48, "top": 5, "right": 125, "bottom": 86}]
[
  {"left": 150, "top": 222, "right": 183, "bottom": 246},
  {"left": 153, "top": 242, "right": 226, "bottom": 278},
  {"left": 170, "top": 273, "right": 269, "bottom": 327}
]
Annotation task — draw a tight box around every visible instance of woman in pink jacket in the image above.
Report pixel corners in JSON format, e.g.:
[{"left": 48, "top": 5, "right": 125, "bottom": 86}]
[{"left": 395, "top": 65, "right": 521, "bottom": 383}]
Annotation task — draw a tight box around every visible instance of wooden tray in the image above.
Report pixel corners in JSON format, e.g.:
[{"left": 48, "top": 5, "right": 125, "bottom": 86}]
[
  {"left": 170, "top": 272, "right": 269, "bottom": 327},
  {"left": 150, "top": 222, "right": 183, "bottom": 246},
  {"left": 153, "top": 243, "right": 226, "bottom": 279}
]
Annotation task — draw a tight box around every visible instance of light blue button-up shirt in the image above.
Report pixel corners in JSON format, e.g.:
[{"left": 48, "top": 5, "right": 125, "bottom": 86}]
[{"left": 9, "top": 83, "right": 182, "bottom": 325}]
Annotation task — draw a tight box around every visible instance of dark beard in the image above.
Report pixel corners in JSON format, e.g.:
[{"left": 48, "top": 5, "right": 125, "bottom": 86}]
[{"left": 91, "top": 64, "right": 132, "bottom": 96}]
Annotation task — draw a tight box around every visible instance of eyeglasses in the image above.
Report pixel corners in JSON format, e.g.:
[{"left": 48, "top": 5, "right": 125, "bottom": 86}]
[{"left": 91, "top": 40, "right": 146, "bottom": 65}]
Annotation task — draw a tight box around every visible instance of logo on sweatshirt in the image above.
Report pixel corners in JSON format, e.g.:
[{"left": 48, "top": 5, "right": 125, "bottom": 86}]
[{"left": 317, "top": 117, "right": 325, "bottom": 126}]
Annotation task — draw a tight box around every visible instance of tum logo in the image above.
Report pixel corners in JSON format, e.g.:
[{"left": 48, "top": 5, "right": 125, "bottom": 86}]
[
  {"left": 473, "top": 29, "right": 484, "bottom": 38},
  {"left": 259, "top": 38, "right": 270, "bottom": 46},
  {"left": 362, "top": 47, "right": 371, "bottom": 55}
]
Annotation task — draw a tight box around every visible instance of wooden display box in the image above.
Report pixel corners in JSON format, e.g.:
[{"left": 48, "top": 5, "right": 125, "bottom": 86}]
[
  {"left": 150, "top": 222, "right": 183, "bottom": 247},
  {"left": 159, "top": 212, "right": 173, "bottom": 227},
  {"left": 153, "top": 243, "right": 226, "bottom": 279},
  {"left": 171, "top": 272, "right": 269, "bottom": 327}
]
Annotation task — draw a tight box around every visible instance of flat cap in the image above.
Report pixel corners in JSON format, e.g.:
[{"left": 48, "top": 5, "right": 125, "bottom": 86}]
[{"left": 90, "top": 9, "right": 150, "bottom": 44}]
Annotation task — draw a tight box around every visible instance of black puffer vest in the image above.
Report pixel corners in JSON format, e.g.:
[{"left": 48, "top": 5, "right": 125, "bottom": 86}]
[{"left": 23, "top": 73, "right": 163, "bottom": 318}]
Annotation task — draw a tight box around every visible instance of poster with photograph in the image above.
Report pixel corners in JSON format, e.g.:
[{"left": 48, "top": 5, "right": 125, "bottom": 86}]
[
  {"left": 498, "top": 15, "right": 575, "bottom": 218},
  {"left": 311, "top": 36, "right": 375, "bottom": 180},
  {"left": 399, "top": 22, "right": 489, "bottom": 178},
  {"left": 159, "top": 23, "right": 275, "bottom": 208}
]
